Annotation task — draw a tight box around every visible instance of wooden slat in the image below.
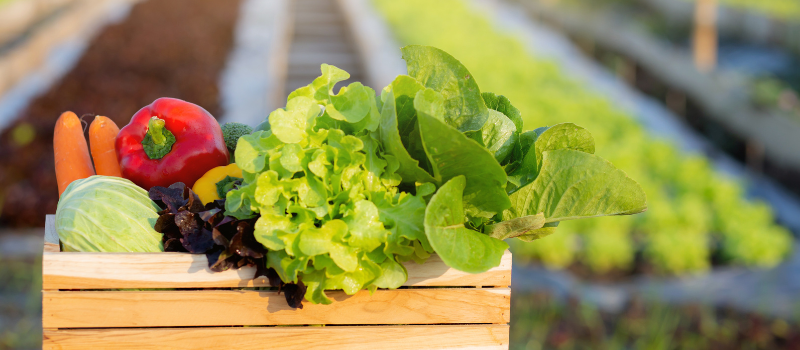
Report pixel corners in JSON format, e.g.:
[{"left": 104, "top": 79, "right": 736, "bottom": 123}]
[
  {"left": 42, "top": 250, "right": 511, "bottom": 290},
  {"left": 43, "top": 288, "right": 510, "bottom": 328},
  {"left": 43, "top": 325, "right": 509, "bottom": 350},
  {"left": 405, "top": 252, "right": 511, "bottom": 287}
]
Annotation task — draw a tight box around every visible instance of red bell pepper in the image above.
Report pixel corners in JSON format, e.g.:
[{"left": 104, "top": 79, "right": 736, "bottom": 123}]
[{"left": 116, "top": 98, "right": 229, "bottom": 189}]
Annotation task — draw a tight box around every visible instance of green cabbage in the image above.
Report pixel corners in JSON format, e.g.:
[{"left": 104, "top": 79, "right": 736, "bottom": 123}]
[{"left": 55, "top": 175, "right": 163, "bottom": 252}]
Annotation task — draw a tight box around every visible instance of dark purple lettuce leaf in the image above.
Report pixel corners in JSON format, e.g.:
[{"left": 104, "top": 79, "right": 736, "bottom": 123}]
[
  {"left": 283, "top": 281, "right": 307, "bottom": 309},
  {"left": 151, "top": 182, "right": 304, "bottom": 308},
  {"left": 163, "top": 238, "right": 184, "bottom": 252},
  {"left": 149, "top": 183, "right": 189, "bottom": 214}
]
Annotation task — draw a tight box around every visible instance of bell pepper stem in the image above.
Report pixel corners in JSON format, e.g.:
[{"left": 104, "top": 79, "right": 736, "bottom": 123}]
[
  {"left": 148, "top": 117, "right": 167, "bottom": 145},
  {"left": 141, "top": 116, "right": 176, "bottom": 160}
]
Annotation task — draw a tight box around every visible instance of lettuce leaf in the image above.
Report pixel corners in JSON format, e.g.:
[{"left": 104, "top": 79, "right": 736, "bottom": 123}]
[
  {"left": 424, "top": 176, "right": 508, "bottom": 273},
  {"left": 507, "top": 149, "right": 647, "bottom": 223},
  {"left": 378, "top": 88, "right": 436, "bottom": 183},
  {"left": 477, "top": 109, "right": 517, "bottom": 164},
  {"left": 482, "top": 92, "right": 523, "bottom": 133},
  {"left": 416, "top": 101, "right": 511, "bottom": 218},
  {"left": 401, "top": 45, "right": 489, "bottom": 132}
]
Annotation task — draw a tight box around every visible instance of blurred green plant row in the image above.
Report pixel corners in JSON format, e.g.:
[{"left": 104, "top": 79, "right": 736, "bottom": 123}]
[
  {"left": 0, "top": 257, "right": 42, "bottom": 350},
  {"left": 373, "top": 0, "right": 794, "bottom": 274},
  {"left": 561, "top": 0, "right": 800, "bottom": 21}
]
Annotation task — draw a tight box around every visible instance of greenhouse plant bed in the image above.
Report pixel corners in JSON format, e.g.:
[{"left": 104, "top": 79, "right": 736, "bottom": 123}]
[{"left": 41, "top": 216, "right": 512, "bottom": 349}]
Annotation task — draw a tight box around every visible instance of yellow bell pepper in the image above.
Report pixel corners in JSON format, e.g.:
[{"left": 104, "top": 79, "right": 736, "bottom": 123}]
[{"left": 192, "top": 163, "right": 243, "bottom": 204}]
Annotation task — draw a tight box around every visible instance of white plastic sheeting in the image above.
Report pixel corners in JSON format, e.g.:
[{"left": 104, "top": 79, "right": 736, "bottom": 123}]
[
  {"left": 338, "top": 0, "right": 406, "bottom": 91},
  {"left": 217, "top": 0, "right": 292, "bottom": 125}
]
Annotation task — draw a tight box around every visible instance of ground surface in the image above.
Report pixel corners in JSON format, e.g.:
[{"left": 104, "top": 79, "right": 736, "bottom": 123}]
[{"left": 0, "top": 0, "right": 241, "bottom": 228}]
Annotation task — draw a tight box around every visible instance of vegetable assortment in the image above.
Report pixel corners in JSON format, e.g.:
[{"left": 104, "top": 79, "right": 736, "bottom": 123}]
[{"left": 52, "top": 45, "right": 647, "bottom": 307}]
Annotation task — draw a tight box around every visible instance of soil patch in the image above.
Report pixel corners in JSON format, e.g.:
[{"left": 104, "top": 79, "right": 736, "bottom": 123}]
[{"left": 0, "top": 0, "right": 241, "bottom": 228}]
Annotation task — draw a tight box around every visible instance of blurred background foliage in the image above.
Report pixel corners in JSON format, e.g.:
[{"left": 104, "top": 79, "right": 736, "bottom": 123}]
[{"left": 680, "top": 0, "right": 800, "bottom": 20}]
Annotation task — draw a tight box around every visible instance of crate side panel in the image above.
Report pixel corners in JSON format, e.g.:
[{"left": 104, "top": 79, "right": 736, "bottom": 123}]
[
  {"left": 43, "top": 215, "right": 59, "bottom": 253},
  {"left": 42, "top": 251, "right": 511, "bottom": 289},
  {"left": 43, "top": 324, "right": 509, "bottom": 350},
  {"left": 42, "top": 288, "right": 510, "bottom": 328}
]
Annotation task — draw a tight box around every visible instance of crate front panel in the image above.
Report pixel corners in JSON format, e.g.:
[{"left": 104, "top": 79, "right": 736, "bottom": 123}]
[
  {"left": 42, "top": 214, "right": 511, "bottom": 349},
  {"left": 43, "top": 325, "right": 510, "bottom": 350}
]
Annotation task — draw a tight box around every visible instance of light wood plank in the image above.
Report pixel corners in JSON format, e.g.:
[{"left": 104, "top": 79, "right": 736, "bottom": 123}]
[
  {"left": 42, "top": 250, "right": 511, "bottom": 290},
  {"left": 43, "top": 325, "right": 509, "bottom": 350},
  {"left": 43, "top": 288, "right": 510, "bottom": 328},
  {"left": 405, "top": 252, "right": 511, "bottom": 287}
]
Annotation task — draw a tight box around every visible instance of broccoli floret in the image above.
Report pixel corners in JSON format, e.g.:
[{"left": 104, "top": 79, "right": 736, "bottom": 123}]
[
  {"left": 220, "top": 122, "right": 253, "bottom": 163},
  {"left": 220, "top": 122, "right": 253, "bottom": 152}
]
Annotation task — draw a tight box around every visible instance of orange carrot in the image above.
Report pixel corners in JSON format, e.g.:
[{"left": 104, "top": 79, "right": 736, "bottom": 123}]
[
  {"left": 54, "top": 111, "right": 95, "bottom": 196},
  {"left": 89, "top": 115, "right": 122, "bottom": 177}
]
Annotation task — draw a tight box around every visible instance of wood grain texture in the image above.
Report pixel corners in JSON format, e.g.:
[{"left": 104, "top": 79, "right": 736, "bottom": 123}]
[
  {"left": 43, "top": 288, "right": 510, "bottom": 328},
  {"left": 43, "top": 325, "right": 509, "bottom": 350},
  {"left": 42, "top": 250, "right": 511, "bottom": 290}
]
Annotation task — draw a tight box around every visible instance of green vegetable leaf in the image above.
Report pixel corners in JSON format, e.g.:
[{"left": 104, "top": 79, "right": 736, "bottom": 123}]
[
  {"left": 484, "top": 212, "right": 545, "bottom": 240},
  {"left": 478, "top": 109, "right": 518, "bottom": 164},
  {"left": 378, "top": 89, "right": 436, "bottom": 183},
  {"left": 215, "top": 175, "right": 243, "bottom": 199},
  {"left": 416, "top": 105, "right": 511, "bottom": 218},
  {"left": 372, "top": 257, "right": 407, "bottom": 289},
  {"left": 507, "top": 123, "right": 594, "bottom": 193},
  {"left": 326, "top": 82, "right": 372, "bottom": 123},
  {"left": 343, "top": 200, "right": 388, "bottom": 252},
  {"left": 401, "top": 45, "right": 489, "bottom": 132},
  {"left": 224, "top": 182, "right": 257, "bottom": 220},
  {"left": 507, "top": 149, "right": 647, "bottom": 223},
  {"left": 482, "top": 92, "right": 522, "bottom": 133},
  {"left": 424, "top": 176, "right": 508, "bottom": 273},
  {"left": 413, "top": 88, "right": 446, "bottom": 121},
  {"left": 234, "top": 131, "right": 281, "bottom": 173},
  {"left": 253, "top": 213, "right": 293, "bottom": 251},
  {"left": 288, "top": 64, "right": 350, "bottom": 103},
  {"left": 269, "top": 96, "right": 321, "bottom": 144},
  {"left": 533, "top": 123, "right": 595, "bottom": 171},
  {"left": 516, "top": 222, "right": 559, "bottom": 242},
  {"left": 373, "top": 190, "right": 431, "bottom": 258}
]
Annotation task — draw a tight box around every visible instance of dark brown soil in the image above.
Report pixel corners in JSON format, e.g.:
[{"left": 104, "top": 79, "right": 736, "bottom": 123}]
[{"left": 0, "top": 0, "right": 242, "bottom": 228}]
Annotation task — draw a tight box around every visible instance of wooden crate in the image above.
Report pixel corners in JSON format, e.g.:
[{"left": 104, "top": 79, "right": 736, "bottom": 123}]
[{"left": 42, "top": 215, "right": 512, "bottom": 349}]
